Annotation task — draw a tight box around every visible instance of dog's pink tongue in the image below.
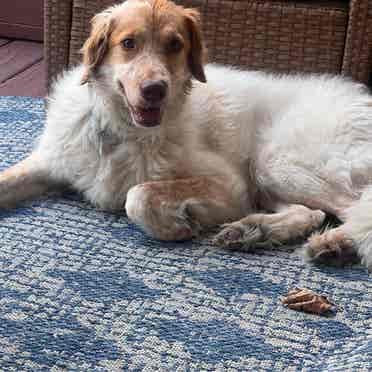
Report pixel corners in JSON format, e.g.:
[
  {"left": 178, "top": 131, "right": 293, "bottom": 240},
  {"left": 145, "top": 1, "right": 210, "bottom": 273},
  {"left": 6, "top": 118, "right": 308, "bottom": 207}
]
[{"left": 137, "top": 108, "right": 161, "bottom": 127}]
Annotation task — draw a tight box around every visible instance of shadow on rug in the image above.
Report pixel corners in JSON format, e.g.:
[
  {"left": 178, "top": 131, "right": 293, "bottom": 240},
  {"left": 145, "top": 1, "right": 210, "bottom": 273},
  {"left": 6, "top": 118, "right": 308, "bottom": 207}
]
[{"left": 0, "top": 97, "right": 371, "bottom": 370}]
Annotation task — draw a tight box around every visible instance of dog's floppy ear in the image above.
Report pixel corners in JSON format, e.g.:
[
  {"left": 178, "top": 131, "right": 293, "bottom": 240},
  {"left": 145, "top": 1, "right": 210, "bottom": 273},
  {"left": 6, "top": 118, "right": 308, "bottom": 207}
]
[
  {"left": 80, "top": 11, "right": 113, "bottom": 85},
  {"left": 184, "top": 8, "right": 207, "bottom": 83}
]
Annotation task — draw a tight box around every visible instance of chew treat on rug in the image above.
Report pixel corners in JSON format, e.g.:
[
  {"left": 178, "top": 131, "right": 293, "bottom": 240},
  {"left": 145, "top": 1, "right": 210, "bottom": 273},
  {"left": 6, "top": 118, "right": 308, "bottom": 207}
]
[{"left": 282, "top": 288, "right": 336, "bottom": 315}]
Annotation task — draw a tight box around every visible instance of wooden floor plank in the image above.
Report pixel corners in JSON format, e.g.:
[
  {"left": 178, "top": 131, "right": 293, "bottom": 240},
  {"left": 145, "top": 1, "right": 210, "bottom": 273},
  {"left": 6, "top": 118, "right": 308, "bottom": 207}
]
[
  {"left": 0, "top": 40, "right": 43, "bottom": 83},
  {"left": 0, "top": 60, "right": 46, "bottom": 97},
  {"left": 0, "top": 38, "right": 10, "bottom": 47}
]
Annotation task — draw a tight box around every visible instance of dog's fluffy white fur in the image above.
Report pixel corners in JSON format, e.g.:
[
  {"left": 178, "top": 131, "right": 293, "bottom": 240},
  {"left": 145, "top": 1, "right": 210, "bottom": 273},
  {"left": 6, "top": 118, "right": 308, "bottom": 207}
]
[
  {"left": 36, "top": 64, "right": 372, "bottom": 269},
  {"left": 2, "top": 0, "right": 372, "bottom": 270}
]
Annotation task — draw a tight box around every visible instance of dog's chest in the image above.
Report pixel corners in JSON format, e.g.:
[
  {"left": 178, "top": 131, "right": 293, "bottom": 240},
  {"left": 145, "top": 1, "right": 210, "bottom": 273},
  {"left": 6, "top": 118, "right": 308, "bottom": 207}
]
[
  {"left": 110, "top": 136, "right": 171, "bottom": 183},
  {"left": 90, "top": 130, "right": 181, "bottom": 208}
]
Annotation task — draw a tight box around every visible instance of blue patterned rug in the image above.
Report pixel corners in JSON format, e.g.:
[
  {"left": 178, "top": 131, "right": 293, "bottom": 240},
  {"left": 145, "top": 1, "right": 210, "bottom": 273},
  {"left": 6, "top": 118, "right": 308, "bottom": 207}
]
[{"left": 0, "top": 96, "right": 371, "bottom": 371}]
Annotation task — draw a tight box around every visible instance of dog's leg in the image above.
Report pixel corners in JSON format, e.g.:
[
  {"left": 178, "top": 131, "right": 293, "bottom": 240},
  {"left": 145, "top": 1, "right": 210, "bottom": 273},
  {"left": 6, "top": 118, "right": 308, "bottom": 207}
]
[
  {"left": 258, "top": 158, "right": 372, "bottom": 269},
  {"left": 304, "top": 187, "right": 372, "bottom": 270},
  {"left": 0, "top": 153, "right": 56, "bottom": 208},
  {"left": 125, "top": 176, "right": 247, "bottom": 241},
  {"left": 243, "top": 154, "right": 366, "bottom": 266},
  {"left": 213, "top": 204, "right": 326, "bottom": 250}
]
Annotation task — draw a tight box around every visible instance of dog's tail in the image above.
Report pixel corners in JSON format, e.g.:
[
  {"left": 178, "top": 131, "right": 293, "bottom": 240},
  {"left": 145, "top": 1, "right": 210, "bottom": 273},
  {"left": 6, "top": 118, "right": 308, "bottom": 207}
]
[
  {"left": 0, "top": 153, "right": 58, "bottom": 208},
  {"left": 344, "top": 186, "right": 372, "bottom": 271}
]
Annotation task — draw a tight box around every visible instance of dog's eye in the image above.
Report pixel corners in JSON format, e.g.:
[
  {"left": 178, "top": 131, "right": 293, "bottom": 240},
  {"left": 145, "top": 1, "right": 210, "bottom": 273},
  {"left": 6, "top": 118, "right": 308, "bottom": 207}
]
[
  {"left": 167, "top": 38, "right": 183, "bottom": 53},
  {"left": 122, "top": 38, "right": 136, "bottom": 50}
]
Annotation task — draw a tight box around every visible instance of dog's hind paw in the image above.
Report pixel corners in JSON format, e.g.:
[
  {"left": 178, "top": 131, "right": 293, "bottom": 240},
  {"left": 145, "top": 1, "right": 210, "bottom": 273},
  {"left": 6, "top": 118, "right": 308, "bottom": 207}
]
[
  {"left": 302, "top": 228, "right": 359, "bottom": 266},
  {"left": 211, "top": 222, "right": 268, "bottom": 251}
]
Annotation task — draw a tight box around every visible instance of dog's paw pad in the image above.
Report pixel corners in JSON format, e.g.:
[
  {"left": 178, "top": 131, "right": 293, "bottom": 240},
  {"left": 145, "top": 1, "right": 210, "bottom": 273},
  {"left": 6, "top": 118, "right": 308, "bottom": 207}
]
[
  {"left": 212, "top": 224, "right": 244, "bottom": 246},
  {"left": 303, "top": 230, "right": 358, "bottom": 266},
  {"left": 211, "top": 223, "right": 264, "bottom": 250}
]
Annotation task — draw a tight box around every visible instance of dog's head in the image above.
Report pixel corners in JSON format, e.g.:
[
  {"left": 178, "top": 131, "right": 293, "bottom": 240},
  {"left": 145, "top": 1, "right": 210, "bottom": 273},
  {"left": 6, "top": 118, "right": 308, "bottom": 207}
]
[{"left": 81, "top": 0, "right": 206, "bottom": 128}]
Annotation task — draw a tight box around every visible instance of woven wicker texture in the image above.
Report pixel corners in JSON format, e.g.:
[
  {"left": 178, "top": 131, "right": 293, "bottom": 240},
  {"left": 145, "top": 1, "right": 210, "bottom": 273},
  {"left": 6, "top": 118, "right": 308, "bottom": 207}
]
[
  {"left": 177, "top": 0, "right": 348, "bottom": 74},
  {"left": 342, "top": 0, "right": 372, "bottom": 83},
  {"left": 45, "top": 0, "right": 372, "bottom": 85},
  {"left": 44, "top": 0, "right": 73, "bottom": 87},
  {"left": 68, "top": 0, "right": 348, "bottom": 75}
]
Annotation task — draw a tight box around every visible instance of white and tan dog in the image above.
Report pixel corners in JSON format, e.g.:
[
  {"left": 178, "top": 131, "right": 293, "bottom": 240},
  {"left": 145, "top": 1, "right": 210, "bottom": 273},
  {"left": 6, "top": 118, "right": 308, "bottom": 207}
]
[{"left": 1, "top": 0, "right": 372, "bottom": 270}]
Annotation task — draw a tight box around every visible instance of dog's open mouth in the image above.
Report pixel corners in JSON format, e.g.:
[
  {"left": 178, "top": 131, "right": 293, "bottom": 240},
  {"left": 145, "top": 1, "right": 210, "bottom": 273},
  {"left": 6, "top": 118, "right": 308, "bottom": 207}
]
[
  {"left": 131, "top": 106, "right": 163, "bottom": 128},
  {"left": 118, "top": 81, "right": 164, "bottom": 128}
]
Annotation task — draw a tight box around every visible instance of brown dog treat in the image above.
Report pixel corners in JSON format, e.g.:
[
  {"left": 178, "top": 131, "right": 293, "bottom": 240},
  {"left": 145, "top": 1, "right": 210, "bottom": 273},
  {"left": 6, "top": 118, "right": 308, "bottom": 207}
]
[{"left": 282, "top": 288, "right": 336, "bottom": 315}]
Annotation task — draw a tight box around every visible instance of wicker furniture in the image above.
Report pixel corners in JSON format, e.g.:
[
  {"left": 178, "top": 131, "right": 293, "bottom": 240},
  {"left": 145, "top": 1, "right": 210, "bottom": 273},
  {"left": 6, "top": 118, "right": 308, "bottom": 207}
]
[{"left": 44, "top": 0, "right": 372, "bottom": 87}]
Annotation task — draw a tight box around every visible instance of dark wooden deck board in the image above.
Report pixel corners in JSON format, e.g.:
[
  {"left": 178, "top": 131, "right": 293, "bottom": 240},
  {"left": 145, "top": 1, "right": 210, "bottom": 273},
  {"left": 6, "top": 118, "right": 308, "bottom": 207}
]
[
  {"left": 0, "top": 40, "right": 43, "bottom": 83},
  {"left": 0, "top": 38, "right": 10, "bottom": 47},
  {"left": 0, "top": 60, "right": 46, "bottom": 97}
]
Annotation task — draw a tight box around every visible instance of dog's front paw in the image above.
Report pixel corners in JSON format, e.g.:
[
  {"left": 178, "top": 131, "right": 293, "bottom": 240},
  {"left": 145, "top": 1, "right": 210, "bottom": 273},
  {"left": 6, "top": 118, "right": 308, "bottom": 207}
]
[
  {"left": 212, "top": 222, "right": 267, "bottom": 250},
  {"left": 125, "top": 183, "right": 200, "bottom": 241}
]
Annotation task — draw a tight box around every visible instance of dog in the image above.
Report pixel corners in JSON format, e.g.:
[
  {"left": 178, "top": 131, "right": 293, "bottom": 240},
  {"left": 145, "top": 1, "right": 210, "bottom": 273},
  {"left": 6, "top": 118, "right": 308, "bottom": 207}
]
[{"left": 1, "top": 0, "right": 372, "bottom": 271}]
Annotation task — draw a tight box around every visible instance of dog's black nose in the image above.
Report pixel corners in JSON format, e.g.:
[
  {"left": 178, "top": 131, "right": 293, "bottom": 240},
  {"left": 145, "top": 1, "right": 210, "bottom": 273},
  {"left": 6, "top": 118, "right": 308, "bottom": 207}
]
[{"left": 141, "top": 80, "right": 168, "bottom": 103}]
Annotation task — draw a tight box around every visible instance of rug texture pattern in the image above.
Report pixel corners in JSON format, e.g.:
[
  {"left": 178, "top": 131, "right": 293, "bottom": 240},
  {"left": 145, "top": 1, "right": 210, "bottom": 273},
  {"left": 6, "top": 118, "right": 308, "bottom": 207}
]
[{"left": 0, "top": 97, "right": 371, "bottom": 371}]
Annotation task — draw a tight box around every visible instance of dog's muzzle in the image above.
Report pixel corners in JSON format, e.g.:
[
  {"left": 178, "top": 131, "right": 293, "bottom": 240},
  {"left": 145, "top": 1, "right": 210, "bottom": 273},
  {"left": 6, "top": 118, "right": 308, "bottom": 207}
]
[
  {"left": 133, "top": 79, "right": 168, "bottom": 127},
  {"left": 140, "top": 79, "right": 168, "bottom": 103},
  {"left": 118, "top": 78, "right": 169, "bottom": 128}
]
